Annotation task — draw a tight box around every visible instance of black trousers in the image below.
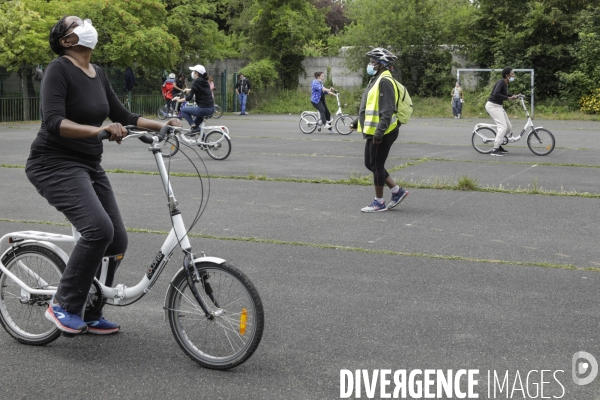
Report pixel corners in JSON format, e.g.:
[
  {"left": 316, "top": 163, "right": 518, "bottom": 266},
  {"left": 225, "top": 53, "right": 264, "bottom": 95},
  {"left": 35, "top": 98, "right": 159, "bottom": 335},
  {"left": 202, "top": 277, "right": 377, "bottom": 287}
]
[
  {"left": 364, "top": 129, "right": 399, "bottom": 187},
  {"left": 311, "top": 96, "right": 331, "bottom": 125},
  {"left": 26, "top": 157, "right": 128, "bottom": 319}
]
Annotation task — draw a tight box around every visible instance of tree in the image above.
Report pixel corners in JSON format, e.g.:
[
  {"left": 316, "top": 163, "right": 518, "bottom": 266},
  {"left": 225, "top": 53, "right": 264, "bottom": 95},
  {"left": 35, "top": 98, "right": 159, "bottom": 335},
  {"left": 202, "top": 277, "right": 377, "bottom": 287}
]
[
  {"left": 0, "top": 1, "right": 54, "bottom": 70},
  {"left": 335, "top": 0, "right": 472, "bottom": 96},
  {"left": 228, "top": 0, "right": 329, "bottom": 89},
  {"left": 468, "top": 0, "right": 600, "bottom": 98},
  {"left": 165, "top": 0, "right": 239, "bottom": 67},
  {"left": 0, "top": 0, "right": 181, "bottom": 71}
]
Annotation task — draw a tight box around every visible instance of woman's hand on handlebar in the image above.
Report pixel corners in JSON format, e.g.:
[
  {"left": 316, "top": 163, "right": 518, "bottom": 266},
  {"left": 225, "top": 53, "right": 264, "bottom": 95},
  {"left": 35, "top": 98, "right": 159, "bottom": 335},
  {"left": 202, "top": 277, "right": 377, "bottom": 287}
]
[
  {"left": 104, "top": 122, "right": 128, "bottom": 144},
  {"left": 166, "top": 118, "right": 182, "bottom": 128}
]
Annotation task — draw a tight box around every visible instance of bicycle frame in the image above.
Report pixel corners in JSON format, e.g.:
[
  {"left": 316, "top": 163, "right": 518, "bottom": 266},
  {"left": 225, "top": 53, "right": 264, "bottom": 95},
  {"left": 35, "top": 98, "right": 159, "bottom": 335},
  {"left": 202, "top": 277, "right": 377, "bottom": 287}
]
[
  {"left": 473, "top": 96, "right": 542, "bottom": 144},
  {"left": 175, "top": 122, "right": 230, "bottom": 148},
  {"left": 0, "top": 133, "right": 225, "bottom": 309}
]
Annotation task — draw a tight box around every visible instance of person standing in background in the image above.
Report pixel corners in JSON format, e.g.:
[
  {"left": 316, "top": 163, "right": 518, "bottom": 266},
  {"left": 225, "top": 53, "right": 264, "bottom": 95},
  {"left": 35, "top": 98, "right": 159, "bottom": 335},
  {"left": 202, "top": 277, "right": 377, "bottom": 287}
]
[
  {"left": 235, "top": 73, "right": 251, "bottom": 115},
  {"left": 451, "top": 81, "right": 463, "bottom": 118}
]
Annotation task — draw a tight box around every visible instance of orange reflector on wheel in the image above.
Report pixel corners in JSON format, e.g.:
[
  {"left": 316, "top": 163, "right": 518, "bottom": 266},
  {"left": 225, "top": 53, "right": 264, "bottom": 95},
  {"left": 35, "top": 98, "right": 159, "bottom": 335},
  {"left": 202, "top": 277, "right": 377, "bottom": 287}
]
[
  {"left": 240, "top": 308, "right": 247, "bottom": 335},
  {"left": 546, "top": 145, "right": 551, "bottom": 151}
]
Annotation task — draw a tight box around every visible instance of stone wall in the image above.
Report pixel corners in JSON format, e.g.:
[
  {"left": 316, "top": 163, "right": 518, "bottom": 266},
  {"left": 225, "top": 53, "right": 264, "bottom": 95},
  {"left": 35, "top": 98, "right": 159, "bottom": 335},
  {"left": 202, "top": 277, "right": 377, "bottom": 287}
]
[{"left": 202, "top": 52, "right": 480, "bottom": 91}]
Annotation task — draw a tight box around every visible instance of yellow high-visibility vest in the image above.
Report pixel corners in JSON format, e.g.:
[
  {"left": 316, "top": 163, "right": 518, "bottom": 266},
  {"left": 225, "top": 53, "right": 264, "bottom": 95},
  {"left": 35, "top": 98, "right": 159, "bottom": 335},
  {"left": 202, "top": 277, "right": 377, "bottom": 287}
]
[{"left": 358, "top": 70, "right": 399, "bottom": 136}]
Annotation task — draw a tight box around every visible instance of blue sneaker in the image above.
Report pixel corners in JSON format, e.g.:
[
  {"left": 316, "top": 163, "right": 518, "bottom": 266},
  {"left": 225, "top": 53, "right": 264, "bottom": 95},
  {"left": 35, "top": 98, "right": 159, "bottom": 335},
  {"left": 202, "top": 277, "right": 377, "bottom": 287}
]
[
  {"left": 45, "top": 299, "right": 88, "bottom": 334},
  {"left": 388, "top": 188, "right": 409, "bottom": 209},
  {"left": 85, "top": 317, "right": 120, "bottom": 335},
  {"left": 361, "top": 199, "right": 387, "bottom": 213}
]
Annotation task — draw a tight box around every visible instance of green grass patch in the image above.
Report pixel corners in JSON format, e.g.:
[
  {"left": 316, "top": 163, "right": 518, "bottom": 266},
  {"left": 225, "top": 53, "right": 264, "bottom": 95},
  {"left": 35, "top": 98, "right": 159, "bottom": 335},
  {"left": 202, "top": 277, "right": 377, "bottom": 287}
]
[{"left": 1, "top": 217, "right": 597, "bottom": 272}]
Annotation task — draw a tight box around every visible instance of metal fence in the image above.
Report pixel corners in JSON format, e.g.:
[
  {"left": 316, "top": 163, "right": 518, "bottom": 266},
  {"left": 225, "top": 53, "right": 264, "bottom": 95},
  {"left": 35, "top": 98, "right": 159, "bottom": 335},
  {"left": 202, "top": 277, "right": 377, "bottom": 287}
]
[{"left": 0, "top": 65, "right": 235, "bottom": 122}]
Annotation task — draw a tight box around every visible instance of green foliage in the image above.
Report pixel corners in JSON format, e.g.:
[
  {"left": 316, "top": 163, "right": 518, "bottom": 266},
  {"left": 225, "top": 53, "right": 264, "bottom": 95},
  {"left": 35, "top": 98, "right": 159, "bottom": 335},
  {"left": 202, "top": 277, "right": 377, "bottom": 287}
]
[
  {"left": 239, "top": 59, "right": 279, "bottom": 90},
  {"left": 166, "top": 0, "right": 238, "bottom": 64},
  {"left": 0, "top": 1, "right": 54, "bottom": 70},
  {"left": 556, "top": 7, "right": 600, "bottom": 108},
  {"left": 468, "top": 0, "right": 600, "bottom": 99},
  {"left": 580, "top": 88, "right": 600, "bottom": 114},
  {"left": 335, "top": 0, "right": 472, "bottom": 96},
  {"left": 228, "top": 0, "right": 329, "bottom": 89}
]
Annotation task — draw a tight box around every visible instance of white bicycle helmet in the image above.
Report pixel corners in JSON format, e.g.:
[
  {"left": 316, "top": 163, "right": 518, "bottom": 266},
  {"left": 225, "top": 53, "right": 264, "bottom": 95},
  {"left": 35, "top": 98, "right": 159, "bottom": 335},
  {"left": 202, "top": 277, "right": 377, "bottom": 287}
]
[{"left": 365, "top": 47, "right": 398, "bottom": 64}]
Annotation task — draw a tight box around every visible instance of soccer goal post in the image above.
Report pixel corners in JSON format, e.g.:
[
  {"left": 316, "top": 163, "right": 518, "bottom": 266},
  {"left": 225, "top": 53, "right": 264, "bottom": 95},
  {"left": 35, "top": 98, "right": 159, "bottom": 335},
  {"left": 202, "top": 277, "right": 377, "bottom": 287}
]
[{"left": 456, "top": 69, "right": 535, "bottom": 118}]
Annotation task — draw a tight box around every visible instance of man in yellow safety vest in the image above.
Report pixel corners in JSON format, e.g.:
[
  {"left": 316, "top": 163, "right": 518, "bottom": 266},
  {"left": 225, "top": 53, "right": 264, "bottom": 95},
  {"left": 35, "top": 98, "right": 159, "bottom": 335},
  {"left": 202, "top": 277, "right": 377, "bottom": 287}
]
[{"left": 353, "top": 47, "right": 409, "bottom": 213}]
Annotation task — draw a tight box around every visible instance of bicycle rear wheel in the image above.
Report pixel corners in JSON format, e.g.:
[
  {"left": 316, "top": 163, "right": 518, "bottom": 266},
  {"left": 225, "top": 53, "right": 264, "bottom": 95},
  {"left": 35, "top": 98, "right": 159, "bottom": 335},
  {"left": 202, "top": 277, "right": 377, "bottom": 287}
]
[
  {"left": 0, "top": 245, "right": 63, "bottom": 345},
  {"left": 527, "top": 128, "right": 555, "bottom": 156},
  {"left": 160, "top": 133, "right": 180, "bottom": 158},
  {"left": 299, "top": 113, "right": 317, "bottom": 134},
  {"left": 212, "top": 105, "right": 223, "bottom": 119},
  {"left": 335, "top": 115, "right": 354, "bottom": 135},
  {"left": 158, "top": 104, "right": 169, "bottom": 120},
  {"left": 472, "top": 127, "right": 496, "bottom": 154},
  {"left": 204, "top": 130, "right": 231, "bottom": 160},
  {"left": 166, "top": 262, "right": 264, "bottom": 370}
]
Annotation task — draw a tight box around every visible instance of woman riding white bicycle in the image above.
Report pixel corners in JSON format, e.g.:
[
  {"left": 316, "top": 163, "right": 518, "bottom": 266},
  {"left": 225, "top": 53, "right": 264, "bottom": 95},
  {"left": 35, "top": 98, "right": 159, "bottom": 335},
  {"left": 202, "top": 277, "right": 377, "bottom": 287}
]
[
  {"left": 26, "top": 15, "right": 181, "bottom": 335},
  {"left": 485, "top": 67, "right": 520, "bottom": 157},
  {"left": 175, "top": 65, "right": 214, "bottom": 134},
  {"left": 310, "top": 71, "right": 335, "bottom": 131}
]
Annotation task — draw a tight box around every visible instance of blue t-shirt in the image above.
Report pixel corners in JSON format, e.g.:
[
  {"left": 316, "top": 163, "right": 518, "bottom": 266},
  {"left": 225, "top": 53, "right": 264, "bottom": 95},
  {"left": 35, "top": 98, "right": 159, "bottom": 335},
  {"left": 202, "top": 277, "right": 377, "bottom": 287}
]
[{"left": 311, "top": 79, "right": 325, "bottom": 103}]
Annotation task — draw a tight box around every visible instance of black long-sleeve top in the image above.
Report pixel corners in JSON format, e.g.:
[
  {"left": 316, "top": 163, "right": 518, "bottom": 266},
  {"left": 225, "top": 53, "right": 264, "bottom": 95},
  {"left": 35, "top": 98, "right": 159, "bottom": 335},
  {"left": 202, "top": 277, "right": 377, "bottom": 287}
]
[
  {"left": 357, "top": 72, "right": 399, "bottom": 139},
  {"left": 488, "top": 78, "right": 513, "bottom": 106},
  {"left": 29, "top": 57, "right": 140, "bottom": 166},
  {"left": 186, "top": 76, "right": 214, "bottom": 108}
]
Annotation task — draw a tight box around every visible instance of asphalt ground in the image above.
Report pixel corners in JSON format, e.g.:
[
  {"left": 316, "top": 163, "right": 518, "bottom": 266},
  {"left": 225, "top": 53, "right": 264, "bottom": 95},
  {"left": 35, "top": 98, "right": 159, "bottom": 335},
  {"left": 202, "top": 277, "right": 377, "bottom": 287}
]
[{"left": 0, "top": 114, "right": 599, "bottom": 399}]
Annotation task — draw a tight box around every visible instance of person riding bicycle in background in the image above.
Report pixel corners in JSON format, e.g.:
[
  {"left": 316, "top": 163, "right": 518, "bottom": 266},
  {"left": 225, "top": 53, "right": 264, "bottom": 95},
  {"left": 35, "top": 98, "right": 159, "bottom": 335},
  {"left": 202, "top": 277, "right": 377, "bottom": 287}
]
[
  {"left": 175, "top": 65, "right": 214, "bottom": 134},
  {"left": 162, "top": 73, "right": 176, "bottom": 115},
  {"left": 26, "top": 15, "right": 181, "bottom": 335},
  {"left": 171, "top": 73, "right": 187, "bottom": 115},
  {"left": 351, "top": 47, "right": 408, "bottom": 213},
  {"left": 486, "top": 67, "right": 520, "bottom": 157},
  {"left": 310, "top": 71, "right": 334, "bottom": 131}
]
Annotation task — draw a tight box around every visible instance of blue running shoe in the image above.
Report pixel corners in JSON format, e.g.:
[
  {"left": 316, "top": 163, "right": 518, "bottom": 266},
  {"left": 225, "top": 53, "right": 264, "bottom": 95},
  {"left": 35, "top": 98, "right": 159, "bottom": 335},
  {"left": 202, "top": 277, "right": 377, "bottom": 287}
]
[
  {"left": 85, "top": 317, "right": 120, "bottom": 335},
  {"left": 45, "top": 298, "right": 88, "bottom": 334},
  {"left": 361, "top": 199, "right": 387, "bottom": 213},
  {"left": 388, "top": 188, "right": 409, "bottom": 209}
]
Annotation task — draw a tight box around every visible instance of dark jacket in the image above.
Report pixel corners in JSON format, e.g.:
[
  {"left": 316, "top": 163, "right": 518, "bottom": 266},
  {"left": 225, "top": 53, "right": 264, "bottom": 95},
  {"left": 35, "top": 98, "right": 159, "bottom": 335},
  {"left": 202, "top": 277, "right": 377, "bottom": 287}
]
[
  {"left": 186, "top": 76, "right": 214, "bottom": 108},
  {"left": 236, "top": 78, "right": 251, "bottom": 94},
  {"left": 488, "top": 79, "right": 513, "bottom": 106}
]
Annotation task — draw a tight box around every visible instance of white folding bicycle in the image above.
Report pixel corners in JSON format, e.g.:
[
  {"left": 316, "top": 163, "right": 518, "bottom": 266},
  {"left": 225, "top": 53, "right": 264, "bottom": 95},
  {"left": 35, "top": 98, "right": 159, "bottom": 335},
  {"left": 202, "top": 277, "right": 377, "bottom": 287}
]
[
  {"left": 159, "top": 120, "right": 231, "bottom": 160},
  {"left": 0, "top": 126, "right": 263, "bottom": 370},
  {"left": 471, "top": 94, "right": 556, "bottom": 156}
]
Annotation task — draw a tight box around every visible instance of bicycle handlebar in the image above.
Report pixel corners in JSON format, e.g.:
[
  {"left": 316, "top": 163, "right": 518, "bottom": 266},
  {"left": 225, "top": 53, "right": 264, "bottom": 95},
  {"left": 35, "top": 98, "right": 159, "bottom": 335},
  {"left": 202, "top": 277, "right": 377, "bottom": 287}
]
[{"left": 97, "top": 124, "right": 174, "bottom": 144}]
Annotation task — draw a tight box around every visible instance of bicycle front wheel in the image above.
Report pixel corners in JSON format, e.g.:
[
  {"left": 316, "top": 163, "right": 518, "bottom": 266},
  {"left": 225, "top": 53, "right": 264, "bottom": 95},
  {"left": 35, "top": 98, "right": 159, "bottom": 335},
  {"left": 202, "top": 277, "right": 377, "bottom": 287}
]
[
  {"left": 160, "top": 133, "right": 180, "bottom": 158},
  {"left": 204, "top": 130, "right": 231, "bottom": 160},
  {"left": 158, "top": 104, "right": 169, "bottom": 120},
  {"left": 299, "top": 114, "right": 317, "bottom": 134},
  {"left": 335, "top": 115, "right": 354, "bottom": 135},
  {"left": 527, "top": 128, "right": 555, "bottom": 156},
  {"left": 472, "top": 127, "right": 496, "bottom": 154},
  {"left": 212, "top": 105, "right": 223, "bottom": 119},
  {"left": 0, "top": 245, "right": 63, "bottom": 345},
  {"left": 166, "top": 262, "right": 264, "bottom": 370}
]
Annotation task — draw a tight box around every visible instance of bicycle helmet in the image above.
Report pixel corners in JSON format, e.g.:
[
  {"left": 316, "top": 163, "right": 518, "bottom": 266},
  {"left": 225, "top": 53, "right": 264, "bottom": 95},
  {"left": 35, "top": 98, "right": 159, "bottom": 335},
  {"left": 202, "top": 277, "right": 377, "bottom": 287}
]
[{"left": 365, "top": 48, "right": 398, "bottom": 65}]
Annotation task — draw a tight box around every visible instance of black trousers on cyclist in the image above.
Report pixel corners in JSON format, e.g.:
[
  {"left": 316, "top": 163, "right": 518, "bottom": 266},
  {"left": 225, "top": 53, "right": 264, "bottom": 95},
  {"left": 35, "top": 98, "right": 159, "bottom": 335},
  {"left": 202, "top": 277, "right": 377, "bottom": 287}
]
[
  {"left": 311, "top": 96, "right": 331, "bottom": 125},
  {"left": 25, "top": 157, "right": 128, "bottom": 319},
  {"left": 364, "top": 128, "right": 399, "bottom": 187}
]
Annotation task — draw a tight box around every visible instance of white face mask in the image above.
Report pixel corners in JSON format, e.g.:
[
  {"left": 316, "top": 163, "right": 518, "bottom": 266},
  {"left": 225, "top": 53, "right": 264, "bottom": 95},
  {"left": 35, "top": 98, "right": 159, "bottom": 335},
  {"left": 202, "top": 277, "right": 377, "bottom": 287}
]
[
  {"left": 509, "top": 77, "right": 515, "bottom": 82},
  {"left": 69, "top": 19, "right": 98, "bottom": 50},
  {"left": 191, "top": 72, "right": 197, "bottom": 80}
]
